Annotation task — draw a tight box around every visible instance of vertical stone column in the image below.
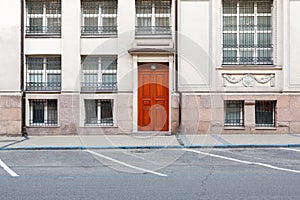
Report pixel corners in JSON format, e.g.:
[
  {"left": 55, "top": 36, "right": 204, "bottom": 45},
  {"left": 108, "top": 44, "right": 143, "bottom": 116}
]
[{"left": 244, "top": 100, "right": 256, "bottom": 132}]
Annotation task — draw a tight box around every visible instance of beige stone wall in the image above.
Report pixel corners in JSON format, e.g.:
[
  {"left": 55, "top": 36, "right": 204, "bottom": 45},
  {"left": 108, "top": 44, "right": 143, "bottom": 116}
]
[
  {"left": 179, "top": 94, "right": 300, "bottom": 134},
  {"left": 0, "top": 96, "right": 22, "bottom": 136}
]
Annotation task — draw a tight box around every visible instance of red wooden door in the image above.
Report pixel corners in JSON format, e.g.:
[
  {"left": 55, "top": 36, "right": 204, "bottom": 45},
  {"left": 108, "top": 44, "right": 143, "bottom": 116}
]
[{"left": 138, "top": 63, "right": 169, "bottom": 131}]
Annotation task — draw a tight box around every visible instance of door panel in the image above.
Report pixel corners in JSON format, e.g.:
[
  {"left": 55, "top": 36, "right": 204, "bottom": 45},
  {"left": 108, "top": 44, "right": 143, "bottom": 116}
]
[{"left": 138, "top": 63, "right": 169, "bottom": 131}]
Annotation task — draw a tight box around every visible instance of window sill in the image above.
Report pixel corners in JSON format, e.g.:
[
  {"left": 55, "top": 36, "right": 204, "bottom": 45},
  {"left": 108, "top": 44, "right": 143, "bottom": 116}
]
[
  {"left": 255, "top": 127, "right": 276, "bottom": 130},
  {"left": 26, "top": 125, "right": 60, "bottom": 128},
  {"left": 25, "top": 34, "right": 61, "bottom": 38},
  {"left": 224, "top": 126, "right": 245, "bottom": 130},
  {"left": 135, "top": 34, "right": 172, "bottom": 39},
  {"left": 82, "top": 125, "right": 118, "bottom": 128},
  {"left": 218, "top": 65, "right": 282, "bottom": 70},
  {"left": 81, "top": 34, "right": 118, "bottom": 38}
]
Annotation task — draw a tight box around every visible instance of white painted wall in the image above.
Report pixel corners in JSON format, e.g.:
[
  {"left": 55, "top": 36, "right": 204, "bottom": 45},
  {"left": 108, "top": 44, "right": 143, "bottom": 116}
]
[{"left": 0, "top": 0, "right": 20, "bottom": 91}]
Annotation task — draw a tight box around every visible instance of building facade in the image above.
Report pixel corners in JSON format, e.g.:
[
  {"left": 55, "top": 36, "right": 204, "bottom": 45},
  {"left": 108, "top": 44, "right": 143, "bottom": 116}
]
[{"left": 0, "top": 0, "right": 299, "bottom": 136}]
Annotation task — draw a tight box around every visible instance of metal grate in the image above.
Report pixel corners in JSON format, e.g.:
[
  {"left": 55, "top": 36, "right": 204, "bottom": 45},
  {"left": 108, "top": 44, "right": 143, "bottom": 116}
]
[
  {"left": 26, "top": 0, "right": 61, "bottom": 35},
  {"left": 26, "top": 56, "right": 61, "bottom": 91},
  {"left": 135, "top": 0, "right": 171, "bottom": 35},
  {"left": 81, "top": 0, "right": 118, "bottom": 35},
  {"left": 255, "top": 101, "right": 275, "bottom": 127},
  {"left": 81, "top": 56, "right": 117, "bottom": 92},
  {"left": 84, "top": 99, "right": 114, "bottom": 126},
  {"left": 222, "top": 0, "right": 273, "bottom": 65},
  {"left": 224, "top": 100, "right": 244, "bottom": 126},
  {"left": 29, "top": 99, "right": 58, "bottom": 126}
]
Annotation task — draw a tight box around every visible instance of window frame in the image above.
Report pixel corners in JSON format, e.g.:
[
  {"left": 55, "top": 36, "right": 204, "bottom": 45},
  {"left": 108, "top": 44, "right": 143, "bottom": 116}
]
[
  {"left": 84, "top": 99, "right": 114, "bottom": 126},
  {"left": 29, "top": 99, "right": 58, "bottom": 126},
  {"left": 26, "top": 0, "right": 61, "bottom": 35},
  {"left": 81, "top": 0, "right": 118, "bottom": 35},
  {"left": 222, "top": 0, "right": 273, "bottom": 65},
  {"left": 255, "top": 100, "right": 276, "bottom": 127},
  {"left": 26, "top": 56, "right": 62, "bottom": 91},
  {"left": 224, "top": 100, "right": 244, "bottom": 127}
]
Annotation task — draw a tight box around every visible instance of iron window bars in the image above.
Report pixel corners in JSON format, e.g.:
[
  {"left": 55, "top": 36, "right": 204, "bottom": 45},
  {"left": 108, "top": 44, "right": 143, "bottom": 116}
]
[
  {"left": 255, "top": 101, "right": 276, "bottom": 127},
  {"left": 84, "top": 99, "right": 114, "bottom": 126},
  {"left": 26, "top": 56, "right": 61, "bottom": 91},
  {"left": 222, "top": 0, "right": 273, "bottom": 65},
  {"left": 135, "top": 0, "right": 171, "bottom": 35},
  {"left": 81, "top": 56, "right": 117, "bottom": 92},
  {"left": 26, "top": 0, "right": 61, "bottom": 35},
  {"left": 29, "top": 99, "right": 58, "bottom": 126},
  {"left": 81, "top": 0, "right": 118, "bottom": 35},
  {"left": 224, "top": 100, "right": 244, "bottom": 126}
]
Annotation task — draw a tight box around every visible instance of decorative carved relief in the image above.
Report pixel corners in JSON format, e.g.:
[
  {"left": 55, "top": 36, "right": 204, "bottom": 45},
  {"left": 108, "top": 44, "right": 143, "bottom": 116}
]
[{"left": 223, "top": 73, "right": 275, "bottom": 87}]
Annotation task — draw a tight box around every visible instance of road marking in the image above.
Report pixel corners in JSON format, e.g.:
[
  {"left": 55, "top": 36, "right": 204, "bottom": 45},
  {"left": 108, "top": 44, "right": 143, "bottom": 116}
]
[
  {"left": 0, "top": 159, "right": 19, "bottom": 177},
  {"left": 84, "top": 149, "right": 167, "bottom": 177},
  {"left": 280, "top": 147, "right": 300, "bottom": 153},
  {"left": 185, "top": 149, "right": 300, "bottom": 174}
]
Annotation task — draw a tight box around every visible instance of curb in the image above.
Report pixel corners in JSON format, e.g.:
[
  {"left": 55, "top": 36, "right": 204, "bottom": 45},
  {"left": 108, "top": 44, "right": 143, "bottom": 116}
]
[{"left": 1, "top": 144, "right": 300, "bottom": 150}]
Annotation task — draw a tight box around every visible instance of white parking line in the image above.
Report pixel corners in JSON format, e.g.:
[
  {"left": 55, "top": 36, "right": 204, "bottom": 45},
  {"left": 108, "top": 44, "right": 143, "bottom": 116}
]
[
  {"left": 0, "top": 159, "right": 19, "bottom": 177},
  {"left": 84, "top": 149, "right": 167, "bottom": 177},
  {"left": 280, "top": 147, "right": 300, "bottom": 153},
  {"left": 185, "top": 149, "right": 300, "bottom": 174}
]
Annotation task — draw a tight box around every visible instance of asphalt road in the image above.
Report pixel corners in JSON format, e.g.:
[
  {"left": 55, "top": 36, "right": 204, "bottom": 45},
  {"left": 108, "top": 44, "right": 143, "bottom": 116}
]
[{"left": 0, "top": 148, "right": 300, "bottom": 200}]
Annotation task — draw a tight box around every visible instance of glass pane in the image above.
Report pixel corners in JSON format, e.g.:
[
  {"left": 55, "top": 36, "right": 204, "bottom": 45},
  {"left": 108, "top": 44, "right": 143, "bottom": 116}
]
[
  {"left": 27, "top": 2, "right": 43, "bottom": 14},
  {"left": 47, "top": 100, "right": 57, "bottom": 124},
  {"left": 155, "top": 0, "right": 171, "bottom": 14},
  {"left": 137, "top": 18, "right": 151, "bottom": 26},
  {"left": 82, "top": 2, "right": 99, "bottom": 14},
  {"left": 28, "top": 57, "right": 43, "bottom": 70},
  {"left": 102, "top": 74, "right": 117, "bottom": 83},
  {"left": 82, "top": 57, "right": 99, "bottom": 70},
  {"left": 257, "top": 1, "right": 272, "bottom": 14},
  {"left": 136, "top": 0, "right": 152, "bottom": 14},
  {"left": 83, "top": 74, "right": 98, "bottom": 83},
  {"left": 47, "top": 74, "right": 61, "bottom": 83},
  {"left": 102, "top": 1, "right": 117, "bottom": 14},
  {"left": 257, "top": 49, "right": 272, "bottom": 63},
  {"left": 46, "top": 1, "right": 61, "bottom": 14},
  {"left": 223, "top": 33, "right": 237, "bottom": 48},
  {"left": 29, "top": 18, "right": 43, "bottom": 27},
  {"left": 102, "top": 18, "right": 117, "bottom": 26},
  {"left": 84, "top": 17, "right": 98, "bottom": 26},
  {"left": 239, "top": 33, "right": 254, "bottom": 48},
  {"left": 239, "top": 16, "right": 254, "bottom": 31},
  {"left": 223, "top": 1, "right": 237, "bottom": 14},
  {"left": 101, "top": 57, "right": 117, "bottom": 70},
  {"left": 258, "top": 16, "right": 271, "bottom": 31},
  {"left": 47, "top": 57, "right": 61, "bottom": 70},
  {"left": 29, "top": 74, "right": 43, "bottom": 82},
  {"left": 32, "top": 101, "right": 44, "bottom": 123},
  {"left": 47, "top": 18, "right": 61, "bottom": 27},
  {"left": 223, "top": 50, "right": 237, "bottom": 63},
  {"left": 240, "top": 50, "right": 254, "bottom": 63},
  {"left": 155, "top": 17, "right": 169, "bottom": 27},
  {"left": 223, "top": 16, "right": 237, "bottom": 31},
  {"left": 258, "top": 33, "right": 272, "bottom": 47},
  {"left": 101, "top": 100, "right": 113, "bottom": 121},
  {"left": 85, "top": 100, "right": 98, "bottom": 123},
  {"left": 239, "top": 1, "right": 254, "bottom": 14}
]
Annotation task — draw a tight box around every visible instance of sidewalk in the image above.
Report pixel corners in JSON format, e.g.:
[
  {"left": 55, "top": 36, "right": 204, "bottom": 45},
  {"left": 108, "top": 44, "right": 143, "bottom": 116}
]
[{"left": 1, "top": 134, "right": 300, "bottom": 150}]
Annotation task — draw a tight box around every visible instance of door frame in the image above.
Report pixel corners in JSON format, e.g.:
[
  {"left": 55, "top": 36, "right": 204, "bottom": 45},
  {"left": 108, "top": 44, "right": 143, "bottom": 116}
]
[{"left": 132, "top": 55, "right": 174, "bottom": 133}]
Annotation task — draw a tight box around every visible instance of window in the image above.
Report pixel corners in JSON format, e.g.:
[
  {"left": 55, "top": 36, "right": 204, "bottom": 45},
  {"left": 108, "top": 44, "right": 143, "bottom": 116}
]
[
  {"left": 255, "top": 101, "right": 276, "bottom": 127},
  {"left": 224, "top": 100, "right": 244, "bottom": 126},
  {"left": 84, "top": 99, "right": 114, "bottom": 126},
  {"left": 26, "top": 0, "right": 61, "bottom": 35},
  {"left": 26, "top": 56, "right": 61, "bottom": 91},
  {"left": 135, "top": 0, "right": 171, "bottom": 35},
  {"left": 81, "top": 56, "right": 117, "bottom": 92},
  {"left": 81, "top": 0, "right": 118, "bottom": 35},
  {"left": 29, "top": 99, "right": 58, "bottom": 126},
  {"left": 222, "top": 0, "right": 273, "bottom": 65}
]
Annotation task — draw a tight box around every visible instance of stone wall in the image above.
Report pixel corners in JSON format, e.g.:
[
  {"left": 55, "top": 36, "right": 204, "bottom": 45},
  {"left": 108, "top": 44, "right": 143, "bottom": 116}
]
[{"left": 0, "top": 95, "right": 22, "bottom": 136}]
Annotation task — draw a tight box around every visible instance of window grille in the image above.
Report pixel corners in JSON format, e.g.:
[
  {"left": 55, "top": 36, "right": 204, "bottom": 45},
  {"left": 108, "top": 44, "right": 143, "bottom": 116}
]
[
  {"left": 81, "top": 0, "right": 118, "bottom": 35},
  {"left": 26, "top": 0, "right": 61, "bottom": 35},
  {"left": 222, "top": 0, "right": 273, "bottom": 65},
  {"left": 255, "top": 101, "right": 275, "bottom": 127},
  {"left": 26, "top": 56, "right": 61, "bottom": 91},
  {"left": 224, "top": 100, "right": 244, "bottom": 126},
  {"left": 135, "top": 0, "right": 171, "bottom": 35},
  {"left": 84, "top": 99, "right": 114, "bottom": 126},
  {"left": 29, "top": 99, "right": 58, "bottom": 126},
  {"left": 81, "top": 56, "right": 117, "bottom": 92}
]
